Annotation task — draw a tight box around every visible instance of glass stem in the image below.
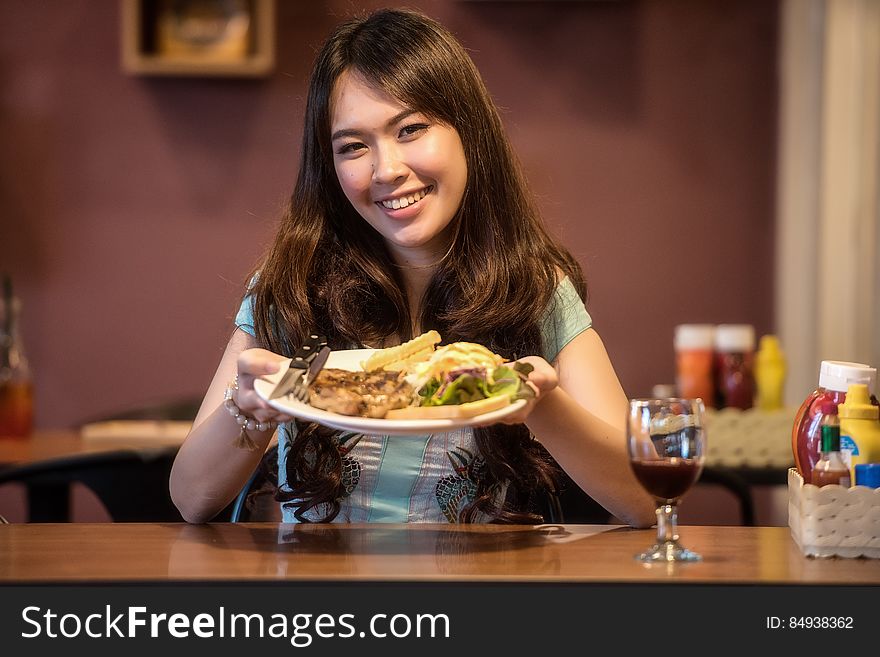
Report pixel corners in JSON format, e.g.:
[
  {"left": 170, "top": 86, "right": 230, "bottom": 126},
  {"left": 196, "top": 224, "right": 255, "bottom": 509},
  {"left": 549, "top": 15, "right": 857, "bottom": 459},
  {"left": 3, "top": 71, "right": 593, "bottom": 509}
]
[{"left": 656, "top": 503, "right": 679, "bottom": 545}]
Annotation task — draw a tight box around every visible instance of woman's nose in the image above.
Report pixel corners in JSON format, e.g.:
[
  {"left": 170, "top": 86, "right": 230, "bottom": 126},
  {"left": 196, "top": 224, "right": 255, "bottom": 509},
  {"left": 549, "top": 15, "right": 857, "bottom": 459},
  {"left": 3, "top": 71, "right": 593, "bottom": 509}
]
[{"left": 371, "top": 144, "right": 407, "bottom": 184}]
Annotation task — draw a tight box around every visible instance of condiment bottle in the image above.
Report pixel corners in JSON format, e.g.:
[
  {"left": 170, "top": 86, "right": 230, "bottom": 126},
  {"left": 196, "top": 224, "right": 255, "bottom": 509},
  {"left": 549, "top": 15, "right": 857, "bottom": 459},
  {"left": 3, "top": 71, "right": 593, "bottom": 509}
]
[
  {"left": 754, "top": 334, "right": 786, "bottom": 411},
  {"left": 714, "top": 324, "right": 755, "bottom": 410},
  {"left": 673, "top": 324, "right": 715, "bottom": 406},
  {"left": 811, "top": 403, "right": 850, "bottom": 487},
  {"left": 0, "top": 274, "right": 34, "bottom": 438},
  {"left": 652, "top": 383, "right": 677, "bottom": 399},
  {"left": 838, "top": 383, "right": 880, "bottom": 482},
  {"left": 854, "top": 463, "right": 880, "bottom": 488},
  {"left": 791, "top": 360, "right": 877, "bottom": 483}
]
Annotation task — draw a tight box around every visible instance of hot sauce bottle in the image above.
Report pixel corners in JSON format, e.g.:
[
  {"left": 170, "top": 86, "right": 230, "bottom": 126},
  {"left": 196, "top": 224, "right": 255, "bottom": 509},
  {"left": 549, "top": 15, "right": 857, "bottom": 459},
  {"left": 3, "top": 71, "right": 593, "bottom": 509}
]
[{"left": 811, "top": 402, "right": 850, "bottom": 487}]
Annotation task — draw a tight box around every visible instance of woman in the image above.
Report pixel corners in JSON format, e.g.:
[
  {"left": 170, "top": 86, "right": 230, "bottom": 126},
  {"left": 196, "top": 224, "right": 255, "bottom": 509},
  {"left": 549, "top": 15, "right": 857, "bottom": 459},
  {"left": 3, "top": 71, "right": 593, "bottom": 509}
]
[{"left": 170, "top": 8, "right": 655, "bottom": 527}]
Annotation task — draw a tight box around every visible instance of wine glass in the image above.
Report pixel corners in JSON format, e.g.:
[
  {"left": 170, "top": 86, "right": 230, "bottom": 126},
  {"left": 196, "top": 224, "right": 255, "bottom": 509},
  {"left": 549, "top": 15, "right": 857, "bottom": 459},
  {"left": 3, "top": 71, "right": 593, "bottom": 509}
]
[{"left": 627, "top": 397, "right": 707, "bottom": 563}]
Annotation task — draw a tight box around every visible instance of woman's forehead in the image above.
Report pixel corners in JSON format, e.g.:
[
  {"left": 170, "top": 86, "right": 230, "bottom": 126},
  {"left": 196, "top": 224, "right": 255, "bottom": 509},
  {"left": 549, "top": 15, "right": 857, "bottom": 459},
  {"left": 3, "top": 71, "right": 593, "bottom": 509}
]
[{"left": 330, "top": 70, "right": 413, "bottom": 130}]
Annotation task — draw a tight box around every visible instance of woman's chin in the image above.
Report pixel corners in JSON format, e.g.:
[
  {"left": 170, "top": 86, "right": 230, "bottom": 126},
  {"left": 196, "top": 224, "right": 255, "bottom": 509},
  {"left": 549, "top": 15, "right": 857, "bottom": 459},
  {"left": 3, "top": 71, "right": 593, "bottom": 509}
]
[
  {"left": 368, "top": 214, "right": 455, "bottom": 257},
  {"left": 385, "top": 229, "right": 439, "bottom": 251}
]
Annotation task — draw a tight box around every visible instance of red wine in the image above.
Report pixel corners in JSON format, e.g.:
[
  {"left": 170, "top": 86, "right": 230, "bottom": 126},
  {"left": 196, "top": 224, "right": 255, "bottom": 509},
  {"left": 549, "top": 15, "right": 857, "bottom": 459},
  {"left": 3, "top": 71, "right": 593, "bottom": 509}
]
[{"left": 630, "top": 458, "right": 702, "bottom": 502}]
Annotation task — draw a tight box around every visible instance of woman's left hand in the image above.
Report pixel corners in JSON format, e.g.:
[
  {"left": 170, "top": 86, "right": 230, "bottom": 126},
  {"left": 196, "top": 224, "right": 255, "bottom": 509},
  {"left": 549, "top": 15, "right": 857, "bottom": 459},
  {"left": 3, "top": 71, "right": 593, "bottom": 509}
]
[{"left": 495, "top": 356, "right": 558, "bottom": 425}]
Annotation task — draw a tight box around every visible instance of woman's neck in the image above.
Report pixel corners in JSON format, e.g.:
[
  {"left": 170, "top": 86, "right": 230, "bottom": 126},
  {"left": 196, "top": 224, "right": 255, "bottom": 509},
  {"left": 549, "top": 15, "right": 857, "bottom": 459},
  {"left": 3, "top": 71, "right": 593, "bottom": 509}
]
[{"left": 387, "top": 241, "right": 452, "bottom": 336}]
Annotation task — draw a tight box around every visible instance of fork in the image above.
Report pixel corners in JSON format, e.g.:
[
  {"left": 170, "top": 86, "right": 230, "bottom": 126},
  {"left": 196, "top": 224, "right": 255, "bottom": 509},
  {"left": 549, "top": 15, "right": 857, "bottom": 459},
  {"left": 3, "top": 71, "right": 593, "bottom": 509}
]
[{"left": 270, "top": 335, "right": 329, "bottom": 402}]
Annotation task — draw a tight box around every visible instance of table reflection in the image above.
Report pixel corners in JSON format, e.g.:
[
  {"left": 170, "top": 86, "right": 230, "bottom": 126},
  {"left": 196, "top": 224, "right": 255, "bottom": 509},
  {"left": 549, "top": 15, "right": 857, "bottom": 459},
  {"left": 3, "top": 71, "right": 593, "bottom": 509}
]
[{"left": 167, "top": 523, "right": 618, "bottom": 580}]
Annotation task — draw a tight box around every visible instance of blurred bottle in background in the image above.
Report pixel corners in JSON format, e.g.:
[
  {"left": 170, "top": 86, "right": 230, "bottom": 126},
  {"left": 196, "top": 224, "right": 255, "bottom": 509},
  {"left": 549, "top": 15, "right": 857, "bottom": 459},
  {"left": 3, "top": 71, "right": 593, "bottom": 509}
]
[
  {"left": 652, "top": 383, "right": 677, "bottom": 399},
  {"left": 791, "top": 361, "right": 877, "bottom": 483},
  {"left": 0, "top": 274, "right": 34, "bottom": 438},
  {"left": 714, "top": 324, "right": 755, "bottom": 410},
  {"left": 754, "top": 334, "right": 786, "bottom": 411},
  {"left": 673, "top": 324, "right": 715, "bottom": 407}
]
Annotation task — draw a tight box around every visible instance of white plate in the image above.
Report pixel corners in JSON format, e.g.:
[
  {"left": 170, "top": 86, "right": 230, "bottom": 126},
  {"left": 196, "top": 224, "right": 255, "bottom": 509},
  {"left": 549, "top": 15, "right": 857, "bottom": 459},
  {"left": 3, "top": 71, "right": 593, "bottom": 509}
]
[{"left": 254, "top": 348, "right": 526, "bottom": 436}]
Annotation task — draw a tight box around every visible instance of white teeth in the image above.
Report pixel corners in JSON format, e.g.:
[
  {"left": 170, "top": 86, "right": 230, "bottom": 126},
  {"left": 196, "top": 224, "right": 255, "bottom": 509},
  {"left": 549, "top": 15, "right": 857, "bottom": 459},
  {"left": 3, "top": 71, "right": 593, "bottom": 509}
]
[{"left": 381, "top": 187, "right": 429, "bottom": 210}]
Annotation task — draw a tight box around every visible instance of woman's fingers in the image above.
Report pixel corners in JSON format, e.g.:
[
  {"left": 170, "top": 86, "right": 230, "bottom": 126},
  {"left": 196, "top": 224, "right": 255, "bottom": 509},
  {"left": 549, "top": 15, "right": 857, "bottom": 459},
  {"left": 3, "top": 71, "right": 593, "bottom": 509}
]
[
  {"left": 495, "top": 398, "right": 535, "bottom": 425},
  {"left": 237, "top": 348, "right": 284, "bottom": 378},
  {"left": 233, "top": 348, "right": 290, "bottom": 419},
  {"left": 496, "top": 356, "right": 558, "bottom": 425},
  {"left": 516, "top": 356, "right": 558, "bottom": 395}
]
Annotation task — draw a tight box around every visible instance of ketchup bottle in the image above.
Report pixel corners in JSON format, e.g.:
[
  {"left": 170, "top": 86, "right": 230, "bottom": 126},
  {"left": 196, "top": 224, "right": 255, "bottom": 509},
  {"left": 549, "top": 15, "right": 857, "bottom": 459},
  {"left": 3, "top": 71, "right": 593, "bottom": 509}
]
[
  {"left": 714, "top": 324, "right": 755, "bottom": 410},
  {"left": 791, "top": 360, "right": 877, "bottom": 483}
]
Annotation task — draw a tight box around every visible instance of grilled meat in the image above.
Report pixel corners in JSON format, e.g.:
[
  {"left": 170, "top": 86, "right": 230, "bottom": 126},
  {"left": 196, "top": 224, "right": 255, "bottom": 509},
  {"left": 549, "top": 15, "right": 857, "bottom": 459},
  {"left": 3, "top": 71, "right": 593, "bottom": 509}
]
[{"left": 308, "top": 368, "right": 414, "bottom": 418}]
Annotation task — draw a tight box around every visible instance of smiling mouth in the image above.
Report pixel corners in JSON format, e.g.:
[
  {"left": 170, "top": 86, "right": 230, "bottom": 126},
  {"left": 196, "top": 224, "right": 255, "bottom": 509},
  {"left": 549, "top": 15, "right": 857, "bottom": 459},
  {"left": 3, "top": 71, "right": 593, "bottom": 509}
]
[{"left": 377, "top": 186, "right": 433, "bottom": 210}]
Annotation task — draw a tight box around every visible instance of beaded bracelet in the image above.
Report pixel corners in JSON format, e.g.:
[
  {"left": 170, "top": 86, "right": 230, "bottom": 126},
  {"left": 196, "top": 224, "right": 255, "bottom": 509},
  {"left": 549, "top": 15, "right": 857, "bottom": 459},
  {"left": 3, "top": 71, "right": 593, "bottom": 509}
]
[{"left": 224, "top": 376, "right": 277, "bottom": 451}]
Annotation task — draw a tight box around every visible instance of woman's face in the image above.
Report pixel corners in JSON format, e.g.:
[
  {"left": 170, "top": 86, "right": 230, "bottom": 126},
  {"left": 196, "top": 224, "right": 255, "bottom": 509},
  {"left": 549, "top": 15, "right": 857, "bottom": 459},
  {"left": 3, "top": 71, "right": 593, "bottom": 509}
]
[{"left": 330, "top": 70, "right": 468, "bottom": 263}]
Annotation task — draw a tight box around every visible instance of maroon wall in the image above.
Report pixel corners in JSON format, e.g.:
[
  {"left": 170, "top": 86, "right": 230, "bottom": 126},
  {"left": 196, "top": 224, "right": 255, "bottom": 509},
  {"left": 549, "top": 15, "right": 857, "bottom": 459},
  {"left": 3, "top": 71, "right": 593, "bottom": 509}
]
[{"left": 0, "top": 0, "right": 777, "bottom": 429}]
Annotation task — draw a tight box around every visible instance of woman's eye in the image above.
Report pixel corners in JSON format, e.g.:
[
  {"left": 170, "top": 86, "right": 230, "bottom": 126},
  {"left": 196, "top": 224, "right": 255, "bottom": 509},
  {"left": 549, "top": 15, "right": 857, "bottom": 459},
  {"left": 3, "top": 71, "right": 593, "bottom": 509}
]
[
  {"left": 336, "top": 142, "right": 366, "bottom": 155},
  {"left": 399, "top": 123, "right": 429, "bottom": 138}
]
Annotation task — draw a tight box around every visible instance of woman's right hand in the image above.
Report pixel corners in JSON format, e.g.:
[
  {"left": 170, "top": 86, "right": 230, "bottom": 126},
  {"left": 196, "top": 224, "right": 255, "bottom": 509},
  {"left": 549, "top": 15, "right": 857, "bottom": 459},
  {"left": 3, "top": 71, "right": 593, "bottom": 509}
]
[{"left": 233, "top": 348, "right": 296, "bottom": 424}]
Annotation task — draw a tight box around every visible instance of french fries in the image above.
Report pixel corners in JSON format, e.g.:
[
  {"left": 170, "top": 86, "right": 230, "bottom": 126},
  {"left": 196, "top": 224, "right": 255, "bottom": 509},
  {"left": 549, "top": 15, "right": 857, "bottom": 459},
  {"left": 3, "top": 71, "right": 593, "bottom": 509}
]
[{"left": 362, "top": 330, "right": 441, "bottom": 372}]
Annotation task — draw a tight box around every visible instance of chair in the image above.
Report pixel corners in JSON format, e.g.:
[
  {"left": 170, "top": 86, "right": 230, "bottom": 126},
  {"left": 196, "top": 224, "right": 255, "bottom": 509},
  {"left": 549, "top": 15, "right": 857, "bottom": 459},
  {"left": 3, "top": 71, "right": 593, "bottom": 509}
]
[
  {"left": 696, "top": 465, "right": 756, "bottom": 526},
  {"left": 0, "top": 447, "right": 183, "bottom": 522},
  {"left": 229, "top": 444, "right": 280, "bottom": 522},
  {"left": 553, "top": 470, "right": 613, "bottom": 524}
]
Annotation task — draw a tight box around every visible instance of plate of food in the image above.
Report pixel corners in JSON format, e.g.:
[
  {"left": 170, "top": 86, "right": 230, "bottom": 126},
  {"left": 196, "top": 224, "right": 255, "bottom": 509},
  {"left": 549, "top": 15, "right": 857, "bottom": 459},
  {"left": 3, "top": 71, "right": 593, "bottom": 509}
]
[{"left": 253, "top": 331, "right": 531, "bottom": 436}]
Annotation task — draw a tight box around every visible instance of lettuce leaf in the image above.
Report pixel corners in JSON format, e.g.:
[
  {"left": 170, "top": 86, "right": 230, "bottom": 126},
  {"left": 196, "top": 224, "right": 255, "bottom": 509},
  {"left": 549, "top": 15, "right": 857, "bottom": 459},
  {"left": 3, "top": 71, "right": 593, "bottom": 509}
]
[{"left": 419, "top": 362, "right": 535, "bottom": 407}]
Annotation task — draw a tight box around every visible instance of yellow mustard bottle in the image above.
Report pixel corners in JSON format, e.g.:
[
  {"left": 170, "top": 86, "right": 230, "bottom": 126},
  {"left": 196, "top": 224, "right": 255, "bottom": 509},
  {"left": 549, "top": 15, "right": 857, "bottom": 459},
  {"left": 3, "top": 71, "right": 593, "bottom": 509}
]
[
  {"left": 838, "top": 383, "right": 880, "bottom": 482},
  {"left": 754, "top": 335, "right": 786, "bottom": 411}
]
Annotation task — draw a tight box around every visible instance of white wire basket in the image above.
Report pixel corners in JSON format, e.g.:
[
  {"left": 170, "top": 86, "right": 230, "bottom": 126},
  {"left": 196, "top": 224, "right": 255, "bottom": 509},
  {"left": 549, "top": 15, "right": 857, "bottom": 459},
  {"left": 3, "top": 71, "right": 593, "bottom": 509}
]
[{"left": 788, "top": 468, "right": 880, "bottom": 558}]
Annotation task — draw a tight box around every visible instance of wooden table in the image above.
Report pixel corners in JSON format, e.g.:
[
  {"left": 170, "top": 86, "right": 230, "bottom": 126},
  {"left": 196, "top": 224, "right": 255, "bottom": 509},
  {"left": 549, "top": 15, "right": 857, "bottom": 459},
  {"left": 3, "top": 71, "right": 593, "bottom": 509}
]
[
  {"left": 1, "top": 522, "right": 877, "bottom": 584},
  {"left": 0, "top": 427, "right": 187, "bottom": 465},
  {"left": 3, "top": 523, "right": 877, "bottom": 652},
  {"left": 0, "top": 428, "right": 186, "bottom": 522}
]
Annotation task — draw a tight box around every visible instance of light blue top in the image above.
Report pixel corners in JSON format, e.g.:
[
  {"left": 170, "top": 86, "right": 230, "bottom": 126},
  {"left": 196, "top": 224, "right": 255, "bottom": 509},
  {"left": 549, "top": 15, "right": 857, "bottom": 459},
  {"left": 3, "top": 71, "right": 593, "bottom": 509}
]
[{"left": 235, "top": 277, "right": 591, "bottom": 523}]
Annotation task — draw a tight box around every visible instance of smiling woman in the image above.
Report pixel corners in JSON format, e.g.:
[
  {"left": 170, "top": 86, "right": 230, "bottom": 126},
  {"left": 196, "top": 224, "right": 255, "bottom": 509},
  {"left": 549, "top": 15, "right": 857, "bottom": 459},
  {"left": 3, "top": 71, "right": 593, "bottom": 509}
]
[
  {"left": 169, "top": 7, "right": 656, "bottom": 529},
  {"left": 330, "top": 71, "right": 468, "bottom": 258}
]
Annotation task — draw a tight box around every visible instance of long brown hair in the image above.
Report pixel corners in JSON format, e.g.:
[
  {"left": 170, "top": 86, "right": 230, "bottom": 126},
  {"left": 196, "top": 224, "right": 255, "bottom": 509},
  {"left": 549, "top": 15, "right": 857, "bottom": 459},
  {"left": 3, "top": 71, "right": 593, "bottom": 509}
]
[{"left": 249, "top": 8, "right": 587, "bottom": 523}]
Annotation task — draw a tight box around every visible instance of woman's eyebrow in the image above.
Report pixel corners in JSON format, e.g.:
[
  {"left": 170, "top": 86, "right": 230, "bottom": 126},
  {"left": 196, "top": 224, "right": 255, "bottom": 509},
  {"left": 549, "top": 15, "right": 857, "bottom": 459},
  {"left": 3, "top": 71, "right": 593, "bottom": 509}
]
[
  {"left": 386, "top": 108, "right": 417, "bottom": 126},
  {"left": 331, "top": 127, "right": 361, "bottom": 142},
  {"left": 331, "top": 109, "right": 418, "bottom": 142}
]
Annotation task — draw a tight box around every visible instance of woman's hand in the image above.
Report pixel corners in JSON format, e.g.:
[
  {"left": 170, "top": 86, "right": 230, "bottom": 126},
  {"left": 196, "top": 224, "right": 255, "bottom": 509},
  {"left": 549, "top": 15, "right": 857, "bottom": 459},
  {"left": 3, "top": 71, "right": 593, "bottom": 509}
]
[
  {"left": 495, "top": 356, "right": 558, "bottom": 425},
  {"left": 233, "top": 348, "right": 296, "bottom": 424}
]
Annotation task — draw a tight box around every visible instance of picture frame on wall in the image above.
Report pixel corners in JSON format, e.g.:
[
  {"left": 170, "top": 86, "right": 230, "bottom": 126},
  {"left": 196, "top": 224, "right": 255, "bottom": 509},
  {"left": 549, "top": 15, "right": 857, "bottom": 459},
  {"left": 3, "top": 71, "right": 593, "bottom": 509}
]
[{"left": 121, "top": 0, "right": 275, "bottom": 77}]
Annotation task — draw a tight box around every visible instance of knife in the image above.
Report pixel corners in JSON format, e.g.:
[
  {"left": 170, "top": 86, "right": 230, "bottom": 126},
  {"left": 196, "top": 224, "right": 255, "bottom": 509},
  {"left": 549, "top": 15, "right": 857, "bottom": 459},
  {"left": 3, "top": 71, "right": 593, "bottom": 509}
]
[{"left": 269, "top": 335, "right": 329, "bottom": 400}]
